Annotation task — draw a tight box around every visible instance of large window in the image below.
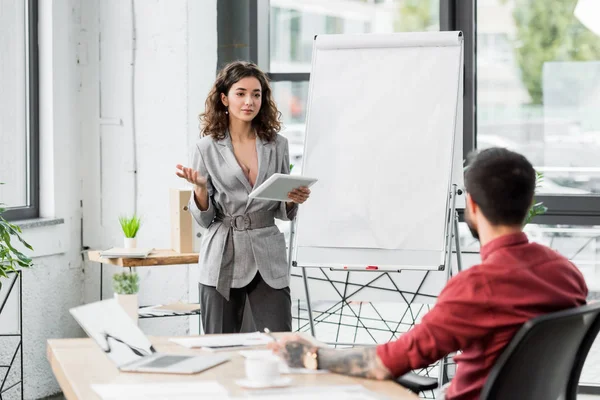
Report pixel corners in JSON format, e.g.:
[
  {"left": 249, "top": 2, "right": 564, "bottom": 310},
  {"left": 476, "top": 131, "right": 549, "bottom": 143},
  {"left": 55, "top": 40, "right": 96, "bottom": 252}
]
[
  {"left": 0, "top": 0, "right": 38, "bottom": 221},
  {"left": 476, "top": 0, "right": 600, "bottom": 223}
]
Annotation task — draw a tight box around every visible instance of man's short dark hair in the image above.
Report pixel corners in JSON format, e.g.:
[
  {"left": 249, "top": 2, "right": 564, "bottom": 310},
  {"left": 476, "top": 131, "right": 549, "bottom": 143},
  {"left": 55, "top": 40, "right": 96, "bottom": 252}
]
[{"left": 464, "top": 148, "right": 536, "bottom": 226}]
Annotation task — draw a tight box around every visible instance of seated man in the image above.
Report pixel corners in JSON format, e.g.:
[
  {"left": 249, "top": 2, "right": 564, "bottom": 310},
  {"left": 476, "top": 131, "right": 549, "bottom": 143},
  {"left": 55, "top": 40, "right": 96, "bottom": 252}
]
[{"left": 270, "top": 148, "right": 588, "bottom": 400}]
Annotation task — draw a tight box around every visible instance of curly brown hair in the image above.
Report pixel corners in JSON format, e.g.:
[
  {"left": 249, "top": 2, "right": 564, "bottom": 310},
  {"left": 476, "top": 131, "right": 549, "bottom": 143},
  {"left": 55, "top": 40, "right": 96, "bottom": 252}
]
[{"left": 199, "top": 61, "right": 282, "bottom": 142}]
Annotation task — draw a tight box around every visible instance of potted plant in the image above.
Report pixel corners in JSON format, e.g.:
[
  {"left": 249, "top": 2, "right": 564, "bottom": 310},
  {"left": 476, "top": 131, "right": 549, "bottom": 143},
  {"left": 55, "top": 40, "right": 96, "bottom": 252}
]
[
  {"left": 0, "top": 183, "right": 33, "bottom": 290},
  {"left": 119, "top": 215, "right": 141, "bottom": 249},
  {"left": 113, "top": 268, "right": 140, "bottom": 323},
  {"left": 524, "top": 171, "right": 548, "bottom": 225}
]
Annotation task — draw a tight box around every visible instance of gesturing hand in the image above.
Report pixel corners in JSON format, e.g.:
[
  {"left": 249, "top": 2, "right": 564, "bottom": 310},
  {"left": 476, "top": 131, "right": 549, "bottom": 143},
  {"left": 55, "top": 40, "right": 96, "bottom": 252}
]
[{"left": 175, "top": 164, "right": 207, "bottom": 189}]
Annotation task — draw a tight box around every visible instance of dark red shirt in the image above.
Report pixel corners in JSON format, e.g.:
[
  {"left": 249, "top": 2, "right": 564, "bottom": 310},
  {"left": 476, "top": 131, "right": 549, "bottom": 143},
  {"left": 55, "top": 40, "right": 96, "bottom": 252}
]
[{"left": 376, "top": 232, "right": 588, "bottom": 400}]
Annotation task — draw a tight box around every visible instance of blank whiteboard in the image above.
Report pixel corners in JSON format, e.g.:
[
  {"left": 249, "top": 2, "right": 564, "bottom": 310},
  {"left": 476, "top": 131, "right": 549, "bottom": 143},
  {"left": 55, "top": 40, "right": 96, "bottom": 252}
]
[{"left": 294, "top": 32, "right": 464, "bottom": 270}]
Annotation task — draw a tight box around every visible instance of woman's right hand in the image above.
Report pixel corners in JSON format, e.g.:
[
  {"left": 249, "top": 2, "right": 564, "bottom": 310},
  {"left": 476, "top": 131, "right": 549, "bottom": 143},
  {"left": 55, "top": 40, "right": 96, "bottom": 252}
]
[{"left": 175, "top": 164, "right": 208, "bottom": 189}]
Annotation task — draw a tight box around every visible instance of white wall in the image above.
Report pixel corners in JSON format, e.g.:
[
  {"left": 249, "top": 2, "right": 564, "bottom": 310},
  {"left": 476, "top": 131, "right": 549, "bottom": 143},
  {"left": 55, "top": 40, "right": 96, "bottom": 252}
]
[{"left": 79, "top": 0, "right": 218, "bottom": 336}]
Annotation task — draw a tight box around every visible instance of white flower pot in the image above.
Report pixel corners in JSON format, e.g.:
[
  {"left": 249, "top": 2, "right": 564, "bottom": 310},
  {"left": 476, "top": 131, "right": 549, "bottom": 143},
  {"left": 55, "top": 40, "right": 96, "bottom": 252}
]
[
  {"left": 115, "top": 293, "right": 139, "bottom": 324},
  {"left": 124, "top": 237, "right": 137, "bottom": 249}
]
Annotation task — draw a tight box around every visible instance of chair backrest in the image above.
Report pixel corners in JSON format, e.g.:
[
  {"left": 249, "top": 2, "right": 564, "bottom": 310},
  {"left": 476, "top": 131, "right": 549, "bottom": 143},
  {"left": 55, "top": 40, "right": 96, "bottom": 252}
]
[{"left": 479, "top": 301, "right": 600, "bottom": 400}]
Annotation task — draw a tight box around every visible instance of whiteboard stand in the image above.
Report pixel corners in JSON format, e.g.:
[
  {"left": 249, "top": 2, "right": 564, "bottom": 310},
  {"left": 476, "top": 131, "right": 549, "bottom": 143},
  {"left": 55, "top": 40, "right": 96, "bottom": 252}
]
[
  {"left": 289, "top": 184, "right": 463, "bottom": 389},
  {"left": 286, "top": 31, "right": 465, "bottom": 386},
  {"left": 438, "top": 184, "right": 463, "bottom": 389},
  {"left": 287, "top": 216, "right": 317, "bottom": 336}
]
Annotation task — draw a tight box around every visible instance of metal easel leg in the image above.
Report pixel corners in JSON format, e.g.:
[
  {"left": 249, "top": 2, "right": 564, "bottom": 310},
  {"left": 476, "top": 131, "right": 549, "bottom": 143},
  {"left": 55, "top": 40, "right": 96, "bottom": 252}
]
[
  {"left": 302, "top": 267, "right": 316, "bottom": 337},
  {"left": 454, "top": 211, "right": 463, "bottom": 273},
  {"left": 99, "top": 262, "right": 104, "bottom": 301},
  {"left": 289, "top": 218, "right": 316, "bottom": 337},
  {"left": 438, "top": 185, "right": 459, "bottom": 390}
]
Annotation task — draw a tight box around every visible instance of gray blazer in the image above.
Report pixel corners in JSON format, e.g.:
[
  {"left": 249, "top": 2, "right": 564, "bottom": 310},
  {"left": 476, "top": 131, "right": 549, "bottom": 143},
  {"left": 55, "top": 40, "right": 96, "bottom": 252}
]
[{"left": 188, "top": 132, "right": 298, "bottom": 290}]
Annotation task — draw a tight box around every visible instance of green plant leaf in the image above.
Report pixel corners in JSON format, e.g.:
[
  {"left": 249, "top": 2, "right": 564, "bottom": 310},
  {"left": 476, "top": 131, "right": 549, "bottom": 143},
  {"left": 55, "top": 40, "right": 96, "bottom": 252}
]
[
  {"left": 112, "top": 271, "right": 140, "bottom": 294},
  {"left": 524, "top": 171, "right": 548, "bottom": 225},
  {"left": 0, "top": 181, "right": 35, "bottom": 283},
  {"left": 119, "top": 215, "right": 141, "bottom": 238}
]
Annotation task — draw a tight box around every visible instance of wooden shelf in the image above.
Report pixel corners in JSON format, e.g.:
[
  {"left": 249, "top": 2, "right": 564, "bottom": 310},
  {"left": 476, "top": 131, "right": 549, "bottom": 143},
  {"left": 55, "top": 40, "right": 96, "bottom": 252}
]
[{"left": 87, "top": 249, "right": 199, "bottom": 267}]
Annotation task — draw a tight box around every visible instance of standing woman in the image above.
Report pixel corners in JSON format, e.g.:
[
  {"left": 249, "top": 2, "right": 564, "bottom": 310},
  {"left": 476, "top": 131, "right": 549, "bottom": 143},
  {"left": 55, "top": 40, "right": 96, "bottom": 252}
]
[{"left": 176, "top": 61, "right": 310, "bottom": 334}]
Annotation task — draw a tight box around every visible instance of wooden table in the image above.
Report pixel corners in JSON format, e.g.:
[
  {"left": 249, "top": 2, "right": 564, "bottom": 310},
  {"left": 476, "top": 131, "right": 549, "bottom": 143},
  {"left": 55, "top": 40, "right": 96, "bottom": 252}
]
[
  {"left": 87, "top": 249, "right": 199, "bottom": 268},
  {"left": 47, "top": 334, "right": 418, "bottom": 399}
]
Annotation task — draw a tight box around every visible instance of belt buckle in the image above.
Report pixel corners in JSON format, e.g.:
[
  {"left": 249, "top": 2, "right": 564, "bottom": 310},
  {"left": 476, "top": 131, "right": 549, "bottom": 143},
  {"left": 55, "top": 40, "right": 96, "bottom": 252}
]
[{"left": 231, "top": 215, "right": 251, "bottom": 231}]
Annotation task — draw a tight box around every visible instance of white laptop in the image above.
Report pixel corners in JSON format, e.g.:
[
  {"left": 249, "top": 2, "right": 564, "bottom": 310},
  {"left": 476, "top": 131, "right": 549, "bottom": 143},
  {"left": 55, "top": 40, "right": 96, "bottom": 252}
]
[{"left": 70, "top": 299, "right": 229, "bottom": 374}]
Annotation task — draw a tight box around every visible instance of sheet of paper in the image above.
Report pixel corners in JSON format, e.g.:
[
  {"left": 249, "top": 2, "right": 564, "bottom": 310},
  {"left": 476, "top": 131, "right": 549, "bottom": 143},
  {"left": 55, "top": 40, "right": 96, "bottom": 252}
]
[
  {"left": 170, "top": 332, "right": 272, "bottom": 350},
  {"left": 243, "top": 385, "right": 386, "bottom": 399},
  {"left": 238, "top": 350, "right": 328, "bottom": 375},
  {"left": 92, "top": 381, "right": 229, "bottom": 400}
]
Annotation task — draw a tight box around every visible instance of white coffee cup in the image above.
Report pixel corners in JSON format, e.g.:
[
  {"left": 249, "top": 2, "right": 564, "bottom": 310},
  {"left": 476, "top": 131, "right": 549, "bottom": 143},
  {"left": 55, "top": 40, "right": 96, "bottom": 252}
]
[{"left": 244, "top": 354, "right": 281, "bottom": 384}]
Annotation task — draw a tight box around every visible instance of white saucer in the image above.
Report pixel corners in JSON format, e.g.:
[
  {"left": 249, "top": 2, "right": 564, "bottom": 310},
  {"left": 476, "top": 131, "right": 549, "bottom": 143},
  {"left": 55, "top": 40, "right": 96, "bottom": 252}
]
[{"left": 235, "top": 376, "right": 292, "bottom": 389}]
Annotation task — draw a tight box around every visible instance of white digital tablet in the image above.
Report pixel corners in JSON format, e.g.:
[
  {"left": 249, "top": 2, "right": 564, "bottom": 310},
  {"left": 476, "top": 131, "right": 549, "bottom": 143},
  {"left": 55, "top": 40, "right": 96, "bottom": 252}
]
[{"left": 249, "top": 173, "right": 318, "bottom": 202}]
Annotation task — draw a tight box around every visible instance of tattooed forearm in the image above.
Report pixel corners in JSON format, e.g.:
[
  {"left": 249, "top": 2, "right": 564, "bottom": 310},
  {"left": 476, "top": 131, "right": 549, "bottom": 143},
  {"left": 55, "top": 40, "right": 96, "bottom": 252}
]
[
  {"left": 278, "top": 338, "right": 392, "bottom": 380},
  {"left": 317, "top": 347, "right": 392, "bottom": 380}
]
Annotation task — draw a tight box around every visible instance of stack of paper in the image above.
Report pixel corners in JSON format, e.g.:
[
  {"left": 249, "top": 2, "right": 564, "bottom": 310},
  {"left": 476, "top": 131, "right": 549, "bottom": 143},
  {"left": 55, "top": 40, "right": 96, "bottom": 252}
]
[
  {"left": 92, "top": 381, "right": 229, "bottom": 400},
  {"left": 170, "top": 332, "right": 272, "bottom": 351}
]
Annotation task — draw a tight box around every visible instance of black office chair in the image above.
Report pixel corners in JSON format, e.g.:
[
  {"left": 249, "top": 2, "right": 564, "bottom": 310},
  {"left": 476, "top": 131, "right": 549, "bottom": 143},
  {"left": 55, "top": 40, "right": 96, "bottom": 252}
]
[
  {"left": 396, "top": 301, "right": 600, "bottom": 399},
  {"left": 396, "top": 370, "right": 439, "bottom": 394}
]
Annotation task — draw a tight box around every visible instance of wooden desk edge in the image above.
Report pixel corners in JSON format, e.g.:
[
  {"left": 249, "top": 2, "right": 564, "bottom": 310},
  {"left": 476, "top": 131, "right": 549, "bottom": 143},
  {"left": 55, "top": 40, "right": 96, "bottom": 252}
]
[{"left": 47, "top": 340, "right": 79, "bottom": 400}]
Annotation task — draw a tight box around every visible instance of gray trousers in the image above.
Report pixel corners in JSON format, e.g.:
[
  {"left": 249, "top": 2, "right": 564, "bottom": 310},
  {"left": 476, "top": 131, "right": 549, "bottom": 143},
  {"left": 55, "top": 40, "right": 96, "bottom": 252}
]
[{"left": 199, "top": 272, "right": 292, "bottom": 334}]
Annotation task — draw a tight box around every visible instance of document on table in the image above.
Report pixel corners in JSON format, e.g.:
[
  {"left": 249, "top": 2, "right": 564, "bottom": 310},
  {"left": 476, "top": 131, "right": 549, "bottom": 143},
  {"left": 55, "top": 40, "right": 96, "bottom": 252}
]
[
  {"left": 243, "top": 385, "right": 387, "bottom": 399},
  {"left": 169, "top": 332, "right": 273, "bottom": 351},
  {"left": 238, "top": 350, "right": 328, "bottom": 374},
  {"left": 92, "top": 382, "right": 229, "bottom": 400}
]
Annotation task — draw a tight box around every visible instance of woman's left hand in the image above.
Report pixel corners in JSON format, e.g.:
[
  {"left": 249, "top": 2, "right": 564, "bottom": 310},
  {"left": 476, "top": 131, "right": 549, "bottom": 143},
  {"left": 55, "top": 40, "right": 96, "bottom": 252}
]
[{"left": 288, "top": 186, "right": 311, "bottom": 204}]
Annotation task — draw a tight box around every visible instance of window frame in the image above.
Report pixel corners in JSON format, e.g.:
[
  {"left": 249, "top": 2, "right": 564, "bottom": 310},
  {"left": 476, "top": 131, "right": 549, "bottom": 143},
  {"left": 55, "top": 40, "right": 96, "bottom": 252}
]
[{"left": 3, "top": 0, "right": 40, "bottom": 222}]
